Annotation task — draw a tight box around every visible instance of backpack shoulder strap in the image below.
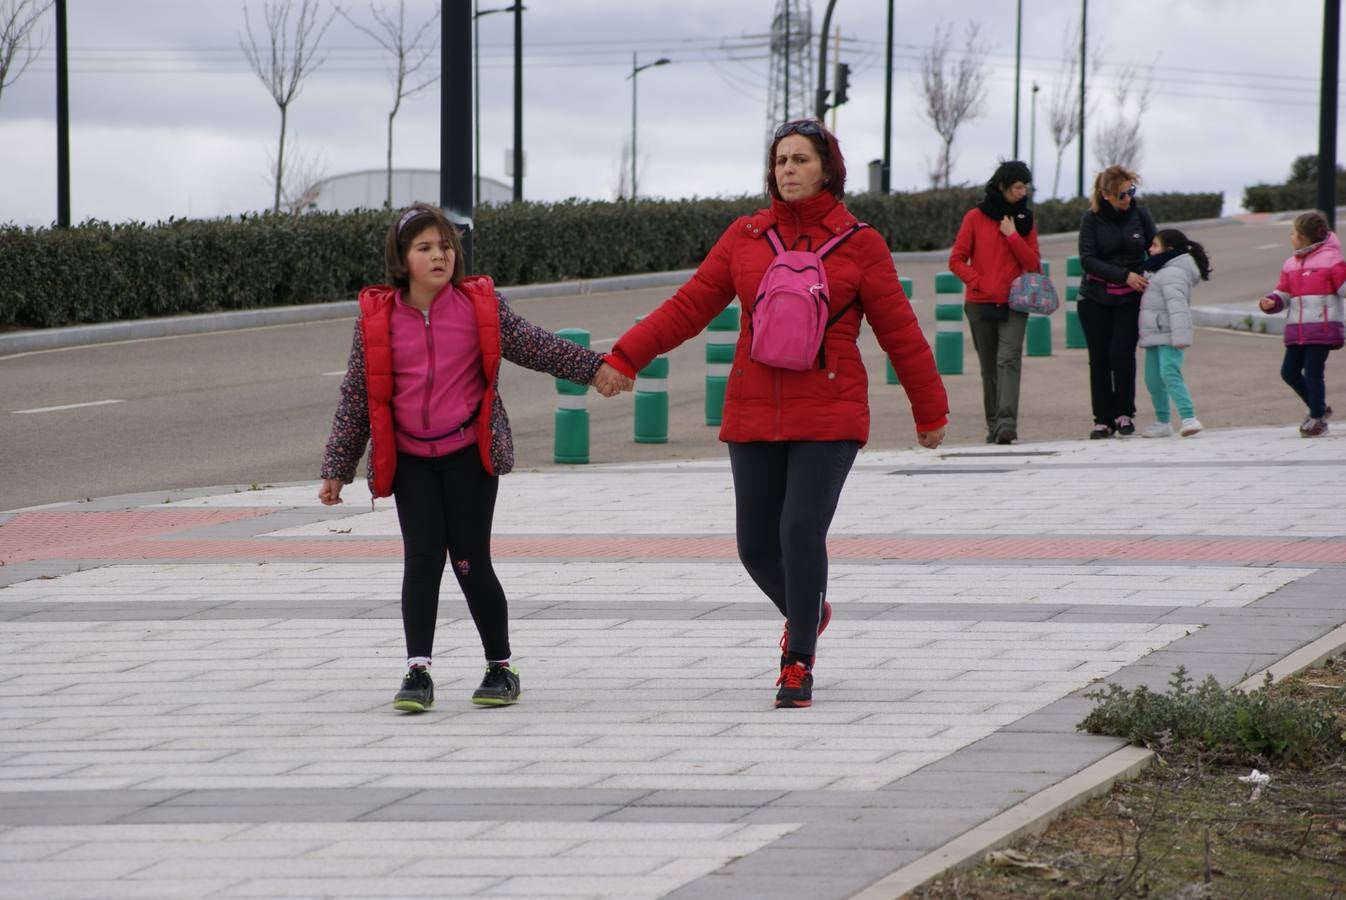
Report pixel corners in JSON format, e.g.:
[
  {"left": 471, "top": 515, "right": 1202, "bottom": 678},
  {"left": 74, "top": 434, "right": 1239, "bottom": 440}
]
[
  {"left": 764, "top": 226, "right": 787, "bottom": 256},
  {"left": 817, "top": 222, "right": 868, "bottom": 259}
]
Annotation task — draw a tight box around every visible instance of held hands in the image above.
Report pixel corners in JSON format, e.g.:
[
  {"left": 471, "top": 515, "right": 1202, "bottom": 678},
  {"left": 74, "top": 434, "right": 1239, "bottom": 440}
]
[
  {"left": 1125, "top": 272, "right": 1149, "bottom": 292},
  {"left": 592, "top": 362, "right": 634, "bottom": 398},
  {"left": 916, "top": 426, "right": 945, "bottom": 450},
  {"left": 318, "top": 478, "right": 344, "bottom": 506},
  {"left": 999, "top": 216, "right": 1016, "bottom": 237}
]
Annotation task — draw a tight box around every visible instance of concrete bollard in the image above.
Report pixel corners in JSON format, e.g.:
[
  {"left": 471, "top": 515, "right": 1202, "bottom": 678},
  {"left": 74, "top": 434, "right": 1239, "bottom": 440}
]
[
  {"left": 704, "top": 304, "right": 739, "bottom": 425},
  {"left": 1065, "top": 256, "right": 1086, "bottom": 349},
  {"left": 887, "top": 277, "right": 914, "bottom": 385},
  {"left": 553, "top": 328, "right": 590, "bottom": 464},
  {"left": 933, "top": 271, "right": 964, "bottom": 375},
  {"left": 1025, "top": 259, "right": 1052, "bottom": 357},
  {"left": 633, "top": 316, "right": 669, "bottom": 444}
]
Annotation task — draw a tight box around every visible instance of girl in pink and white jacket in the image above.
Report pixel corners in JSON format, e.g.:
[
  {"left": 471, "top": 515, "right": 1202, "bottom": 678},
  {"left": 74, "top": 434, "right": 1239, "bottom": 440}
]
[{"left": 1259, "top": 210, "right": 1346, "bottom": 437}]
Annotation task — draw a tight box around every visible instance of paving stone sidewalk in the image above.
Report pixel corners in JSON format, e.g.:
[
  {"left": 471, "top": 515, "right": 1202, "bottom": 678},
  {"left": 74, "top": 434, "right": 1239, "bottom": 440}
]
[{"left": 2, "top": 425, "right": 1344, "bottom": 899}]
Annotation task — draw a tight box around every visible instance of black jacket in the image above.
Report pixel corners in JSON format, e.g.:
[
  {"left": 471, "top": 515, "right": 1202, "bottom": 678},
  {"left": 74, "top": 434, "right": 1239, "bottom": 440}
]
[{"left": 1077, "top": 202, "right": 1157, "bottom": 306}]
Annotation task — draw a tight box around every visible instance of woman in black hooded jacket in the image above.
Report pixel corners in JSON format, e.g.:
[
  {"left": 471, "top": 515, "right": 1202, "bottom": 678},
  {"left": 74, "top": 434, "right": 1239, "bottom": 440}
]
[{"left": 1077, "top": 165, "right": 1157, "bottom": 438}]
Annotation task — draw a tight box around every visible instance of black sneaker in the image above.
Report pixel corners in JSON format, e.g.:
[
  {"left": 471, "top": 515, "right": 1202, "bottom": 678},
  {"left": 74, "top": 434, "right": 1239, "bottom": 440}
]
[
  {"left": 995, "top": 426, "right": 1017, "bottom": 445},
  {"left": 1114, "top": 415, "right": 1135, "bottom": 436},
  {"left": 472, "top": 664, "right": 521, "bottom": 706},
  {"left": 393, "top": 667, "right": 434, "bottom": 713},
  {"left": 1089, "top": 423, "right": 1113, "bottom": 439},
  {"left": 775, "top": 662, "right": 813, "bottom": 709}
]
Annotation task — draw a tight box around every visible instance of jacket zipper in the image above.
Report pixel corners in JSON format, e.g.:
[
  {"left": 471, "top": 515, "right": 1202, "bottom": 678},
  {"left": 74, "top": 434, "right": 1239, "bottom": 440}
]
[{"left": 421, "top": 308, "right": 434, "bottom": 436}]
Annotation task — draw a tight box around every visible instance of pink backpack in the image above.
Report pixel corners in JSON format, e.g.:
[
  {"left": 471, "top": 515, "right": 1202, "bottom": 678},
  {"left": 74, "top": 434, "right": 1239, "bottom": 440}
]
[{"left": 750, "top": 224, "right": 867, "bottom": 370}]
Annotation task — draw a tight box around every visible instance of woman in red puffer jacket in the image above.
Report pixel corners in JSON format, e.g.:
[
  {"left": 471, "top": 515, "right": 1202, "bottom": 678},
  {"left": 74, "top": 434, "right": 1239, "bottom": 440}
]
[{"left": 605, "top": 119, "right": 948, "bottom": 710}]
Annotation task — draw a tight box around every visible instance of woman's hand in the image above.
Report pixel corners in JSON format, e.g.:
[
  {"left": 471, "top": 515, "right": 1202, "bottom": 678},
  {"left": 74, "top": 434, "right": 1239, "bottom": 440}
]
[
  {"left": 916, "top": 426, "right": 945, "bottom": 450},
  {"left": 999, "top": 216, "right": 1015, "bottom": 237},
  {"left": 592, "top": 362, "right": 634, "bottom": 397},
  {"left": 1125, "top": 272, "right": 1149, "bottom": 292},
  {"left": 318, "top": 479, "right": 345, "bottom": 506}
]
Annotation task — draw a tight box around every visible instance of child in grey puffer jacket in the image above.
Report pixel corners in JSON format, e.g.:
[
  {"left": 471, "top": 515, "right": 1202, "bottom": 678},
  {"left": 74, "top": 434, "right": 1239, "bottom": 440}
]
[{"left": 1138, "top": 228, "right": 1212, "bottom": 437}]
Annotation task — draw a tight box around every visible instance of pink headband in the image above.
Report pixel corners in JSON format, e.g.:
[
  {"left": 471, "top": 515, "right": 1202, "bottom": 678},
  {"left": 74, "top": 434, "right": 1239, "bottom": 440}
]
[{"left": 396, "top": 208, "right": 422, "bottom": 236}]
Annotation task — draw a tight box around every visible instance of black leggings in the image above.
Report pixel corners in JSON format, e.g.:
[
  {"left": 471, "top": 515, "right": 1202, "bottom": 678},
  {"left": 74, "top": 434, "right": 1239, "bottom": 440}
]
[
  {"left": 393, "top": 448, "right": 509, "bottom": 661},
  {"left": 727, "top": 440, "right": 859, "bottom": 658},
  {"left": 1077, "top": 296, "right": 1140, "bottom": 425},
  {"left": 1280, "top": 344, "right": 1332, "bottom": 419}
]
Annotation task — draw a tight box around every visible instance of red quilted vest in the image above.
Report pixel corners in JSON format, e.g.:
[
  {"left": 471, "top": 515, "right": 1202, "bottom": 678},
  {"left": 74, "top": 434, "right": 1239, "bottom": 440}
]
[{"left": 358, "top": 275, "right": 503, "bottom": 497}]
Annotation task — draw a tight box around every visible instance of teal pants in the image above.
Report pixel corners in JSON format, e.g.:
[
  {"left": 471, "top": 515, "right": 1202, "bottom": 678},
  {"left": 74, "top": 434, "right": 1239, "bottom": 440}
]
[{"left": 1143, "top": 345, "right": 1194, "bottom": 422}]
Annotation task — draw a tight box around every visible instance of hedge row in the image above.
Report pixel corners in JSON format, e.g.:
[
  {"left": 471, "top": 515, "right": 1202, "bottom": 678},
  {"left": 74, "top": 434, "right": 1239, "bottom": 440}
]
[
  {"left": 1243, "top": 177, "right": 1346, "bottom": 214},
  {"left": 0, "top": 190, "right": 1222, "bottom": 329}
]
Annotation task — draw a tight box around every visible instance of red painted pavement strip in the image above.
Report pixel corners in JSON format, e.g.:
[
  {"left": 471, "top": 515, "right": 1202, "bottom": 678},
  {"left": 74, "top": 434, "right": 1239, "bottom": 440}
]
[
  {"left": 2, "top": 512, "right": 1344, "bottom": 563},
  {"left": 0, "top": 509, "right": 272, "bottom": 565}
]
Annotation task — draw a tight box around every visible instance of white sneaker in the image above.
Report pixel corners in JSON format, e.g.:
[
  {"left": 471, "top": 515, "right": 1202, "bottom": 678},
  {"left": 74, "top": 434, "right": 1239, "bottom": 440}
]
[
  {"left": 1141, "top": 422, "right": 1173, "bottom": 438},
  {"left": 1179, "top": 417, "right": 1203, "bottom": 437}
]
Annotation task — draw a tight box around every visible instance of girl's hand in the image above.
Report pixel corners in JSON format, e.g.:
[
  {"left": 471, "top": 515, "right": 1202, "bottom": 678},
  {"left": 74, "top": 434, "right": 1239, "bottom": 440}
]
[
  {"left": 1258, "top": 297, "right": 1277, "bottom": 313},
  {"left": 1125, "top": 272, "right": 1149, "bottom": 291},
  {"left": 999, "top": 216, "right": 1015, "bottom": 237},
  {"left": 916, "top": 426, "right": 946, "bottom": 449},
  {"left": 318, "top": 479, "right": 345, "bottom": 506},
  {"left": 592, "top": 362, "right": 633, "bottom": 397}
]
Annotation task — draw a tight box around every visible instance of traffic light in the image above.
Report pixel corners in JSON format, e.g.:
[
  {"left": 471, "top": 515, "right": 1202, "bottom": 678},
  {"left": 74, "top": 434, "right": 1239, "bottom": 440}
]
[{"left": 834, "top": 62, "right": 851, "bottom": 107}]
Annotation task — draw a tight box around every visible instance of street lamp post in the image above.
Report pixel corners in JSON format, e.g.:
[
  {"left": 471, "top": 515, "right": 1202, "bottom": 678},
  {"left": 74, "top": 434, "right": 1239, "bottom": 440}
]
[
  {"left": 472, "top": 3, "right": 523, "bottom": 208},
  {"left": 1012, "top": 0, "right": 1022, "bottom": 158},
  {"left": 1030, "top": 82, "right": 1039, "bottom": 177},
  {"left": 628, "top": 53, "right": 670, "bottom": 200}
]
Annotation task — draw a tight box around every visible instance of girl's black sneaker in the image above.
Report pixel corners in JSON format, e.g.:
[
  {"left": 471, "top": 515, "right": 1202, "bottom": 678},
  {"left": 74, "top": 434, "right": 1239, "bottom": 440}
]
[
  {"left": 393, "top": 667, "right": 434, "bottom": 713},
  {"left": 472, "top": 664, "right": 521, "bottom": 706},
  {"left": 775, "top": 662, "right": 813, "bottom": 708}
]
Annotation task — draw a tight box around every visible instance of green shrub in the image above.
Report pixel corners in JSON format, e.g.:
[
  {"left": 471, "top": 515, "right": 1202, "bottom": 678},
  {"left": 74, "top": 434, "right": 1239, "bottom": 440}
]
[
  {"left": 1242, "top": 153, "right": 1346, "bottom": 213},
  {"left": 1080, "top": 665, "right": 1346, "bottom": 768},
  {"left": 0, "top": 189, "right": 1223, "bottom": 329}
]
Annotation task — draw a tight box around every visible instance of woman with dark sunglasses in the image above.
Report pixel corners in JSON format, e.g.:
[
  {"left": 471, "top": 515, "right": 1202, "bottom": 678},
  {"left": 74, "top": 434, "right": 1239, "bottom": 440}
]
[
  {"left": 1077, "top": 164, "right": 1157, "bottom": 438},
  {"left": 603, "top": 119, "right": 948, "bottom": 709}
]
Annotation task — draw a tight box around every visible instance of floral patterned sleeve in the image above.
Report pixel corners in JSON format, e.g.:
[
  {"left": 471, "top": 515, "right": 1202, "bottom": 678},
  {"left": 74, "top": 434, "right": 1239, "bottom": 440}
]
[
  {"left": 497, "top": 294, "right": 605, "bottom": 385},
  {"left": 319, "top": 320, "right": 371, "bottom": 483}
]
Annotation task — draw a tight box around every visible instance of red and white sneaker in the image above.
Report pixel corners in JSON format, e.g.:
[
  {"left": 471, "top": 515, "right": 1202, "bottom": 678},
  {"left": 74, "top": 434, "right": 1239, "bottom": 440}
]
[{"left": 775, "top": 662, "right": 813, "bottom": 708}]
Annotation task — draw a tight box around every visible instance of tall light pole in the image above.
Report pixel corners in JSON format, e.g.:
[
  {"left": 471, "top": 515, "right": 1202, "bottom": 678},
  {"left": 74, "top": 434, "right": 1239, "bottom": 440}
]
[
  {"left": 1012, "top": 0, "right": 1022, "bottom": 158},
  {"left": 628, "top": 53, "right": 670, "bottom": 200},
  {"left": 55, "top": 0, "right": 69, "bottom": 228},
  {"left": 473, "top": 2, "right": 522, "bottom": 209},
  {"left": 882, "top": 0, "right": 893, "bottom": 192},
  {"left": 1077, "top": 0, "right": 1087, "bottom": 198},
  {"left": 440, "top": 2, "right": 472, "bottom": 270},
  {"left": 1319, "top": 0, "right": 1340, "bottom": 228},
  {"left": 1030, "top": 82, "right": 1040, "bottom": 178},
  {"left": 511, "top": 2, "right": 523, "bottom": 202}
]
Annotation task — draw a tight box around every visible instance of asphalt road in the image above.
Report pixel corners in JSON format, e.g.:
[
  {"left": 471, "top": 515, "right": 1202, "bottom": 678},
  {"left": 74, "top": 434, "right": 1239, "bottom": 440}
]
[{"left": 3, "top": 216, "right": 1341, "bottom": 512}]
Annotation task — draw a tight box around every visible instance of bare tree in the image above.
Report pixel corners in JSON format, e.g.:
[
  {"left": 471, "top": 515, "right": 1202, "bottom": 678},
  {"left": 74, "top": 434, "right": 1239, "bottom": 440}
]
[
  {"left": 1044, "top": 21, "right": 1103, "bottom": 199},
  {"left": 0, "top": 0, "right": 52, "bottom": 107},
  {"left": 339, "top": 0, "right": 438, "bottom": 209},
  {"left": 612, "top": 138, "right": 633, "bottom": 201},
  {"left": 1092, "top": 65, "right": 1152, "bottom": 172},
  {"left": 266, "top": 139, "right": 328, "bottom": 214},
  {"left": 241, "top": 0, "right": 337, "bottom": 214},
  {"left": 917, "top": 22, "right": 988, "bottom": 189}
]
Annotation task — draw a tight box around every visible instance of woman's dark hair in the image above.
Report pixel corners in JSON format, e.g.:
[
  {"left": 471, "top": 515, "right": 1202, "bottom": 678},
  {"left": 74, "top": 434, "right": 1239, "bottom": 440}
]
[
  {"left": 383, "top": 202, "right": 466, "bottom": 288},
  {"left": 1155, "top": 228, "right": 1212, "bottom": 281},
  {"left": 765, "top": 119, "right": 847, "bottom": 201},
  {"left": 988, "top": 160, "right": 1032, "bottom": 192},
  {"left": 1293, "top": 210, "right": 1331, "bottom": 245}
]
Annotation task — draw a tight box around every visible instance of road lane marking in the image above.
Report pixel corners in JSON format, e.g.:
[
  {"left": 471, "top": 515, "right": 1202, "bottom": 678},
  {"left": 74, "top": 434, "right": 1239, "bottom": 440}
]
[
  {"left": 321, "top": 370, "right": 347, "bottom": 377},
  {"left": 12, "top": 399, "right": 125, "bottom": 415},
  {"left": 1255, "top": 243, "right": 1282, "bottom": 250}
]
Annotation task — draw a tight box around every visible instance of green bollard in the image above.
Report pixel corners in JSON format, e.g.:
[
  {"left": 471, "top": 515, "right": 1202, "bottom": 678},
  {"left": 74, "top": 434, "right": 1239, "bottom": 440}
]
[
  {"left": 933, "top": 271, "right": 964, "bottom": 375},
  {"left": 1065, "top": 255, "right": 1086, "bottom": 349},
  {"left": 704, "top": 303, "right": 739, "bottom": 425},
  {"left": 633, "top": 316, "right": 669, "bottom": 443},
  {"left": 1025, "top": 259, "right": 1052, "bottom": 357},
  {"left": 887, "top": 277, "right": 914, "bottom": 385},
  {"left": 553, "top": 328, "right": 590, "bottom": 464}
]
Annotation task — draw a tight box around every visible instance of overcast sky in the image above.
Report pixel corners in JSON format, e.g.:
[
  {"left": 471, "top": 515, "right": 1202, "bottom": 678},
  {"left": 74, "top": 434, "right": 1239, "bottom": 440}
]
[{"left": 0, "top": 0, "right": 1331, "bottom": 227}]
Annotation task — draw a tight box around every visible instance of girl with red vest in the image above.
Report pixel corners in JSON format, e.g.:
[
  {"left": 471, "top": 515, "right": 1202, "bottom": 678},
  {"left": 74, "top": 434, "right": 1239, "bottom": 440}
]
[
  {"left": 604, "top": 120, "right": 948, "bottom": 709},
  {"left": 320, "top": 203, "right": 629, "bottom": 713}
]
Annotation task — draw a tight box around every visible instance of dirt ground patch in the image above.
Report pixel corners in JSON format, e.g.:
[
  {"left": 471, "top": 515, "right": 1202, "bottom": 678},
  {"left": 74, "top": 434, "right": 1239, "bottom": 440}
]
[{"left": 910, "top": 656, "right": 1346, "bottom": 899}]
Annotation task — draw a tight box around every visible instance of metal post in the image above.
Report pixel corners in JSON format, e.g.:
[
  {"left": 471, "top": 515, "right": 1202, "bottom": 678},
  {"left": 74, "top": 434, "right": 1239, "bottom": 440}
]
[
  {"left": 882, "top": 0, "right": 893, "bottom": 191},
  {"left": 1077, "top": 0, "right": 1087, "bottom": 198},
  {"left": 441, "top": 2, "right": 473, "bottom": 270},
  {"left": 473, "top": 0, "right": 480, "bottom": 208},
  {"left": 1012, "top": 0, "right": 1022, "bottom": 158},
  {"left": 55, "top": 0, "right": 69, "bottom": 228},
  {"left": 783, "top": 5, "right": 790, "bottom": 120},
  {"left": 1320, "top": 0, "right": 1341, "bottom": 228},
  {"left": 512, "top": 2, "right": 523, "bottom": 202},
  {"left": 631, "top": 53, "right": 638, "bottom": 199},
  {"left": 814, "top": 0, "right": 838, "bottom": 119},
  {"left": 1030, "top": 82, "right": 1039, "bottom": 176}
]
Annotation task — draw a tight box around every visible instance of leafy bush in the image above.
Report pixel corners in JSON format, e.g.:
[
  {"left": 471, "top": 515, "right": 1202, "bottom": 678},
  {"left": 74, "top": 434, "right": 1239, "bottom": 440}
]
[
  {"left": 1242, "top": 153, "right": 1346, "bottom": 213},
  {"left": 0, "top": 189, "right": 1222, "bottom": 329},
  {"left": 1080, "top": 665, "right": 1346, "bottom": 768}
]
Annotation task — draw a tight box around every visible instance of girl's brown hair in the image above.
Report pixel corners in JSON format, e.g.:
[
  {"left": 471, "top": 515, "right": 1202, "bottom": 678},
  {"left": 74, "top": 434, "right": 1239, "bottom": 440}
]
[
  {"left": 384, "top": 202, "right": 466, "bottom": 288},
  {"left": 1089, "top": 165, "right": 1140, "bottom": 213},
  {"left": 1292, "top": 210, "right": 1331, "bottom": 245}
]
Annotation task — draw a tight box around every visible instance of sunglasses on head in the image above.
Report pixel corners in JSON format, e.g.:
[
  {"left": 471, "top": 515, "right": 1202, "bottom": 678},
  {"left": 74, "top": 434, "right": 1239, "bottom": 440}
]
[{"left": 774, "top": 120, "right": 823, "bottom": 141}]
